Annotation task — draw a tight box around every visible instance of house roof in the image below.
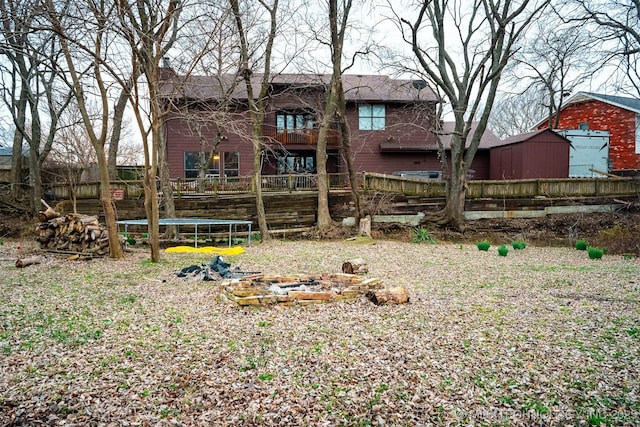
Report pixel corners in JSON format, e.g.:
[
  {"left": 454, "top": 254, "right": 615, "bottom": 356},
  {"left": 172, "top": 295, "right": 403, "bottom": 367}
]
[
  {"left": 491, "top": 129, "right": 570, "bottom": 148},
  {"left": 566, "top": 91, "right": 640, "bottom": 114},
  {"left": 0, "top": 146, "right": 29, "bottom": 157},
  {"left": 161, "top": 72, "right": 438, "bottom": 103},
  {"left": 379, "top": 121, "right": 501, "bottom": 152},
  {"left": 437, "top": 122, "right": 502, "bottom": 149},
  {"left": 532, "top": 91, "right": 640, "bottom": 129}
]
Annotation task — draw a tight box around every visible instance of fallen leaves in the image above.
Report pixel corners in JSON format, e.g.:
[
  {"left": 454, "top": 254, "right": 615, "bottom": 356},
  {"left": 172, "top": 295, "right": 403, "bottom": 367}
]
[{"left": 0, "top": 240, "right": 639, "bottom": 425}]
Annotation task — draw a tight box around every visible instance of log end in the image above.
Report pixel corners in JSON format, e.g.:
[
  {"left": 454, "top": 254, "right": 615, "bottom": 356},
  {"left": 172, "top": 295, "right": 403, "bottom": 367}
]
[{"left": 365, "top": 287, "right": 410, "bottom": 305}]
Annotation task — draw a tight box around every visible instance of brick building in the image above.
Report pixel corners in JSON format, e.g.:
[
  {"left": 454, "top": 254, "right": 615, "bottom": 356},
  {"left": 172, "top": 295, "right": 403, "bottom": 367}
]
[{"left": 537, "top": 92, "right": 640, "bottom": 173}]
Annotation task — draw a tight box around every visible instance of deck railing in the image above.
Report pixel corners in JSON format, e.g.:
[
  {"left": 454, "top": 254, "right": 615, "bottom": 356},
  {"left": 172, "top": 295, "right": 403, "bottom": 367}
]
[
  {"left": 262, "top": 126, "right": 341, "bottom": 146},
  {"left": 46, "top": 173, "right": 353, "bottom": 199},
  {"left": 45, "top": 172, "right": 640, "bottom": 200}
]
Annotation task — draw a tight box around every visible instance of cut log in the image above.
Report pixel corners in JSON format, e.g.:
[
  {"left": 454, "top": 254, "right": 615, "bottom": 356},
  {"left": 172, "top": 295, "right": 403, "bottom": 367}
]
[
  {"left": 365, "top": 287, "right": 410, "bottom": 305},
  {"left": 342, "top": 258, "right": 368, "bottom": 275},
  {"left": 34, "top": 209, "right": 114, "bottom": 255},
  {"left": 37, "top": 207, "right": 61, "bottom": 222},
  {"left": 15, "top": 256, "right": 42, "bottom": 268}
]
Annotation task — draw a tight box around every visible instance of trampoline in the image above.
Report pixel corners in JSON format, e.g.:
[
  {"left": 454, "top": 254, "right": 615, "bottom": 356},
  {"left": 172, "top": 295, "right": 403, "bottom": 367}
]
[{"left": 116, "top": 218, "right": 253, "bottom": 247}]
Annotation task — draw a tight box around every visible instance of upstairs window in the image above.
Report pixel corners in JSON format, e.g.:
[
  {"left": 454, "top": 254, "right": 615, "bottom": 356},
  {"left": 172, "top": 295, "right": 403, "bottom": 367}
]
[
  {"left": 359, "top": 104, "right": 385, "bottom": 130},
  {"left": 578, "top": 122, "right": 589, "bottom": 130},
  {"left": 276, "top": 112, "right": 314, "bottom": 130}
]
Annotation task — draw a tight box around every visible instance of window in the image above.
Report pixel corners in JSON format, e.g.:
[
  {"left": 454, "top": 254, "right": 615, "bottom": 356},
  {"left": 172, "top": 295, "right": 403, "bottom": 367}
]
[
  {"left": 578, "top": 122, "right": 589, "bottom": 130},
  {"left": 184, "top": 151, "right": 219, "bottom": 178},
  {"left": 224, "top": 152, "right": 239, "bottom": 177},
  {"left": 276, "top": 112, "right": 314, "bottom": 130},
  {"left": 359, "top": 104, "right": 385, "bottom": 130},
  {"left": 277, "top": 155, "right": 315, "bottom": 174}
]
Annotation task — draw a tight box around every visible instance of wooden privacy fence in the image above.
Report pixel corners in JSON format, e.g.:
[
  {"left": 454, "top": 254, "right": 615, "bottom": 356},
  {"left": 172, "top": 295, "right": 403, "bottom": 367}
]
[
  {"left": 362, "top": 172, "right": 640, "bottom": 198},
  {"left": 46, "top": 172, "right": 640, "bottom": 200}
]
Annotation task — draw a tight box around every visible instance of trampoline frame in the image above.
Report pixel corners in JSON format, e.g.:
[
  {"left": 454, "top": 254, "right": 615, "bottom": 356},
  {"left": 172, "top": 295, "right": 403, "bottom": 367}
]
[{"left": 116, "top": 218, "right": 253, "bottom": 247}]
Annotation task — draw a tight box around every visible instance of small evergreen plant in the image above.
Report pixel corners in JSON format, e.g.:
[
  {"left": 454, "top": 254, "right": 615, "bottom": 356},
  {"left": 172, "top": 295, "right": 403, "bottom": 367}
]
[
  {"left": 575, "top": 239, "right": 588, "bottom": 250},
  {"left": 476, "top": 240, "right": 491, "bottom": 251},
  {"left": 512, "top": 241, "right": 526, "bottom": 250},
  {"left": 587, "top": 246, "right": 604, "bottom": 260},
  {"left": 498, "top": 244, "right": 509, "bottom": 256}
]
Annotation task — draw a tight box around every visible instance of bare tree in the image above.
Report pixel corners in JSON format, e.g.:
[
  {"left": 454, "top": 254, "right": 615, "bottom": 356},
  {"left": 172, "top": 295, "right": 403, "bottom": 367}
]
[
  {"left": 511, "top": 14, "right": 603, "bottom": 129},
  {"left": 45, "top": 0, "right": 125, "bottom": 259},
  {"left": 229, "top": 0, "right": 284, "bottom": 242},
  {"left": 393, "top": 0, "right": 550, "bottom": 229},
  {"left": 0, "top": 0, "right": 72, "bottom": 211},
  {"left": 311, "top": 0, "right": 370, "bottom": 233},
  {"left": 113, "top": 0, "right": 183, "bottom": 262},
  {"left": 574, "top": 0, "right": 640, "bottom": 96},
  {"left": 488, "top": 89, "right": 546, "bottom": 138}
]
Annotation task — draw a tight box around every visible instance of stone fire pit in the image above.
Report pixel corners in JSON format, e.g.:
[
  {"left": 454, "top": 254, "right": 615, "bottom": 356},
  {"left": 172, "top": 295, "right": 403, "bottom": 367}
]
[{"left": 219, "top": 273, "right": 384, "bottom": 306}]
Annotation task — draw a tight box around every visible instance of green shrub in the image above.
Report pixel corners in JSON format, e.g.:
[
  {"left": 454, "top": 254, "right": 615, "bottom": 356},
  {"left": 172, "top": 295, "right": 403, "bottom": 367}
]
[
  {"left": 512, "top": 241, "right": 526, "bottom": 250},
  {"left": 412, "top": 227, "right": 436, "bottom": 244},
  {"left": 575, "top": 240, "right": 588, "bottom": 250},
  {"left": 587, "top": 246, "right": 604, "bottom": 260},
  {"left": 476, "top": 240, "right": 491, "bottom": 251},
  {"left": 497, "top": 244, "right": 509, "bottom": 257}
]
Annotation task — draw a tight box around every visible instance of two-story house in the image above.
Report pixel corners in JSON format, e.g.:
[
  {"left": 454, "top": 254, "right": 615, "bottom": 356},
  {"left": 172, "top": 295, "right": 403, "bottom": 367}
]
[
  {"left": 537, "top": 91, "right": 640, "bottom": 174},
  {"left": 160, "top": 71, "right": 499, "bottom": 180}
]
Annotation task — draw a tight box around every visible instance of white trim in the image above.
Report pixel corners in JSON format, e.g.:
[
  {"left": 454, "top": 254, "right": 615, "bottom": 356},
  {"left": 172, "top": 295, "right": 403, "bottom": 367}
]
[{"left": 636, "top": 114, "right": 640, "bottom": 155}]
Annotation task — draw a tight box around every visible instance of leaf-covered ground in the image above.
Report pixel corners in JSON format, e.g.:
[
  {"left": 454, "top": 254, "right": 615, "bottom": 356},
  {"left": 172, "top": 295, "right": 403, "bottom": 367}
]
[{"left": 1, "top": 239, "right": 639, "bottom": 426}]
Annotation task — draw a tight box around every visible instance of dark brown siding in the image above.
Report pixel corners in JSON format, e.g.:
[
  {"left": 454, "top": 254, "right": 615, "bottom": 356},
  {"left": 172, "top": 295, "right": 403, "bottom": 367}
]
[
  {"left": 165, "top": 112, "right": 254, "bottom": 178},
  {"left": 342, "top": 102, "right": 437, "bottom": 174},
  {"left": 490, "top": 134, "right": 570, "bottom": 179},
  {"left": 165, "top": 92, "right": 439, "bottom": 178}
]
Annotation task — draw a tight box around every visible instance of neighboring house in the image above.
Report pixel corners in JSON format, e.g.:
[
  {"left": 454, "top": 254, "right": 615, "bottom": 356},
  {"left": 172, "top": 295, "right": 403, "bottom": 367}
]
[
  {"left": 536, "top": 91, "right": 640, "bottom": 173},
  {"left": 160, "top": 71, "right": 500, "bottom": 181},
  {"left": 490, "top": 129, "right": 571, "bottom": 179},
  {"left": 0, "top": 146, "right": 27, "bottom": 183}
]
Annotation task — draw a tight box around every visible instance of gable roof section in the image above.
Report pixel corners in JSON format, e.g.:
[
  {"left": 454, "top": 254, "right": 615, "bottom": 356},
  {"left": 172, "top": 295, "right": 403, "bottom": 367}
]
[
  {"left": 492, "top": 129, "right": 570, "bottom": 148},
  {"left": 531, "top": 91, "right": 640, "bottom": 129},
  {"left": 438, "top": 122, "right": 502, "bottom": 149},
  {"left": 567, "top": 92, "right": 640, "bottom": 114},
  {"left": 379, "top": 122, "right": 501, "bottom": 152},
  {"left": 160, "top": 72, "right": 438, "bottom": 104}
]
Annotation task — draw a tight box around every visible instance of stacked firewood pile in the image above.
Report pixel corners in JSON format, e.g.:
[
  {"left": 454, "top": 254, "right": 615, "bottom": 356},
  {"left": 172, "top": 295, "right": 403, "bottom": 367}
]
[{"left": 35, "top": 206, "right": 110, "bottom": 255}]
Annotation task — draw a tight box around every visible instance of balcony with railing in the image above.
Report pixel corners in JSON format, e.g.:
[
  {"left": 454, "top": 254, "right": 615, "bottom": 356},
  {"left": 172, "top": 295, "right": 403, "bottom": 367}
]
[{"left": 262, "top": 126, "right": 341, "bottom": 146}]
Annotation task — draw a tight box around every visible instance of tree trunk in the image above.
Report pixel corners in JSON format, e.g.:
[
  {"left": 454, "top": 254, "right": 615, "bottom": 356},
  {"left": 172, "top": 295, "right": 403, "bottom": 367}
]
[
  {"left": 95, "top": 145, "right": 124, "bottom": 259},
  {"left": 158, "top": 126, "right": 177, "bottom": 239},
  {"left": 337, "top": 89, "right": 362, "bottom": 220},
  {"left": 143, "top": 166, "right": 161, "bottom": 262},
  {"left": 10, "top": 92, "right": 27, "bottom": 200},
  {"left": 252, "top": 134, "right": 270, "bottom": 242},
  {"left": 28, "top": 144, "right": 42, "bottom": 215},
  {"left": 108, "top": 89, "right": 129, "bottom": 181},
  {"left": 316, "top": 128, "right": 331, "bottom": 232}
]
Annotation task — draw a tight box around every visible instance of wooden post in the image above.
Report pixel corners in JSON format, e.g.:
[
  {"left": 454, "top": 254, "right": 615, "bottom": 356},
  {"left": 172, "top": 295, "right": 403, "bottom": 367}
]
[{"left": 359, "top": 215, "right": 371, "bottom": 238}]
